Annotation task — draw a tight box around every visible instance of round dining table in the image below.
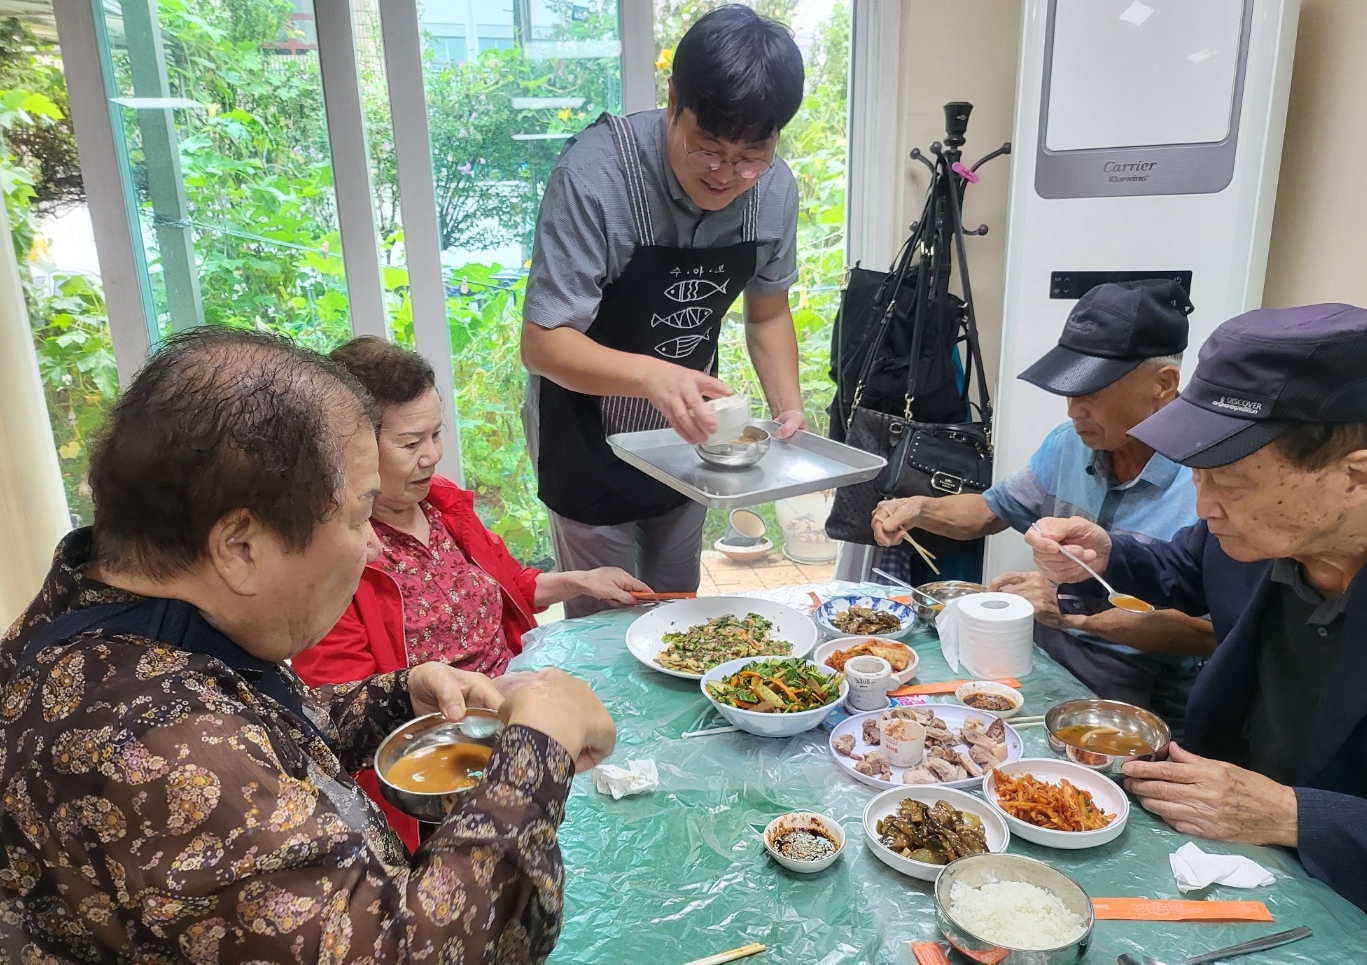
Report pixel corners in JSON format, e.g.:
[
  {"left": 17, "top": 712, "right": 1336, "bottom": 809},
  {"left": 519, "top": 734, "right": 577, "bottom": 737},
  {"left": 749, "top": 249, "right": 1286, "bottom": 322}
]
[{"left": 509, "top": 583, "right": 1367, "bottom": 965}]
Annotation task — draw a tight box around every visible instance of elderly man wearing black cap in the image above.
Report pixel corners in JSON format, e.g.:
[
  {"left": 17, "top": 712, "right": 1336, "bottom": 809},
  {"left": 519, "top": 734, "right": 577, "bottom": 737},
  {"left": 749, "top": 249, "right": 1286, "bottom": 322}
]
[
  {"left": 874, "top": 281, "right": 1216, "bottom": 730},
  {"left": 1027, "top": 303, "right": 1367, "bottom": 911}
]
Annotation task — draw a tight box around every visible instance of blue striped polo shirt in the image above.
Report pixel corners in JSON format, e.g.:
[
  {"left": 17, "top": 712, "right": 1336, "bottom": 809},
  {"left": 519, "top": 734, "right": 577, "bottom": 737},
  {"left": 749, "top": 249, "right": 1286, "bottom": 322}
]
[{"left": 983, "top": 422, "right": 1198, "bottom": 657}]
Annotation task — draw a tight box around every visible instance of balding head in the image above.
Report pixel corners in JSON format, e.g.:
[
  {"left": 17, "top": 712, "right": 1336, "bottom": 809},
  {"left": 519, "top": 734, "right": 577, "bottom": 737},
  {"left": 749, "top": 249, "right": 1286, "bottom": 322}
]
[{"left": 89, "top": 328, "right": 379, "bottom": 578}]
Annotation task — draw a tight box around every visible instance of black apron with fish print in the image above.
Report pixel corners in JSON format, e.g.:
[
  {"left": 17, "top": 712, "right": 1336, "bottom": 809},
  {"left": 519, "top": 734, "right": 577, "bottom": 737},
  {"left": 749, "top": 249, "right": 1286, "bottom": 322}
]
[{"left": 537, "top": 113, "right": 760, "bottom": 525}]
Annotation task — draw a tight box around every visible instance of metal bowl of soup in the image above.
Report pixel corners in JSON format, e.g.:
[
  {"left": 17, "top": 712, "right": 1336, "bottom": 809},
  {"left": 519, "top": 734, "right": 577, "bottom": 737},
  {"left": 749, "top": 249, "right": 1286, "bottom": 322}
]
[
  {"left": 912, "top": 580, "right": 988, "bottom": 621},
  {"left": 1044, "top": 699, "right": 1171, "bottom": 777},
  {"left": 694, "top": 425, "right": 771, "bottom": 470},
  {"left": 374, "top": 709, "right": 504, "bottom": 822}
]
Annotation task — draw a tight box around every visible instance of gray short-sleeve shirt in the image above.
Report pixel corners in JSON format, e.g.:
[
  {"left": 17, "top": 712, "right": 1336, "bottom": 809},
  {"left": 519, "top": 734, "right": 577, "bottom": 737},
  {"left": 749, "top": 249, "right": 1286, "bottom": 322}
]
[{"left": 523, "top": 109, "right": 799, "bottom": 333}]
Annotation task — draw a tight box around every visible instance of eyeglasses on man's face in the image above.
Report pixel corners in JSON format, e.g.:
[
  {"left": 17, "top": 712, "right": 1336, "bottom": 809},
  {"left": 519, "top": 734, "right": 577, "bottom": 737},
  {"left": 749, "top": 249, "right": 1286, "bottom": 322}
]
[{"left": 683, "top": 145, "right": 773, "bottom": 180}]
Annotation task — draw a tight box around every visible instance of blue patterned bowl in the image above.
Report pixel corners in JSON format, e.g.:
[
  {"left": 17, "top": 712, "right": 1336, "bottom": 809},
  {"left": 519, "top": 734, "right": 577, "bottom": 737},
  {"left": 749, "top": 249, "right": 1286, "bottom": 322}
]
[{"left": 814, "top": 596, "right": 916, "bottom": 639}]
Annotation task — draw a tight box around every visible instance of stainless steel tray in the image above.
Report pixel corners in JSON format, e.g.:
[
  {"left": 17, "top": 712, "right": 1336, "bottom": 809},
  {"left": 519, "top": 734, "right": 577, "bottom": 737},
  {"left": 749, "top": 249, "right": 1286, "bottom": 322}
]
[{"left": 607, "top": 420, "right": 886, "bottom": 510}]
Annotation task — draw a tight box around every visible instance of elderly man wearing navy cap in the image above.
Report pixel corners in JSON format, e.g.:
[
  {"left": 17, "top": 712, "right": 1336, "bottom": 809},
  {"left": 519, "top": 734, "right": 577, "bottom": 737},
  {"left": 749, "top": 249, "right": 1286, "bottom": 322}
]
[
  {"left": 1028, "top": 304, "right": 1367, "bottom": 911},
  {"left": 874, "top": 280, "right": 1216, "bottom": 731}
]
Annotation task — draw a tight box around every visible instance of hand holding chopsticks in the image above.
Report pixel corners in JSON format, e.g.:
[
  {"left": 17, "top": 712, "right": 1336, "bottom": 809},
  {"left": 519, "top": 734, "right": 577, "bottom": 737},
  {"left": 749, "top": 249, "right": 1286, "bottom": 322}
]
[{"left": 870, "top": 498, "right": 941, "bottom": 574}]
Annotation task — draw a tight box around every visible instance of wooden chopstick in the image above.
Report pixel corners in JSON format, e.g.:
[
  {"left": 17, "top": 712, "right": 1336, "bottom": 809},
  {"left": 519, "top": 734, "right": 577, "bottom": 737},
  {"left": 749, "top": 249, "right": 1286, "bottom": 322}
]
[
  {"left": 677, "top": 944, "right": 766, "bottom": 965},
  {"left": 681, "top": 725, "right": 740, "bottom": 738},
  {"left": 903, "top": 533, "right": 941, "bottom": 575},
  {"left": 631, "top": 592, "right": 697, "bottom": 601}
]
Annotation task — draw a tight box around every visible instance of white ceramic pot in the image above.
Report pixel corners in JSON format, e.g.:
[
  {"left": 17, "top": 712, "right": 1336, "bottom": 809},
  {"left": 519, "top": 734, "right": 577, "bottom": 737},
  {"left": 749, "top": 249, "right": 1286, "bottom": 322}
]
[{"left": 775, "top": 489, "right": 837, "bottom": 564}]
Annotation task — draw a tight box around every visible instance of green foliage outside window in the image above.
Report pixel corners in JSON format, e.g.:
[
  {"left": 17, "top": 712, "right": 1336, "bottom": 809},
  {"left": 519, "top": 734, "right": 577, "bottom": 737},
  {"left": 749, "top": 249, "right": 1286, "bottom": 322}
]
[{"left": 1, "top": 0, "right": 848, "bottom": 563}]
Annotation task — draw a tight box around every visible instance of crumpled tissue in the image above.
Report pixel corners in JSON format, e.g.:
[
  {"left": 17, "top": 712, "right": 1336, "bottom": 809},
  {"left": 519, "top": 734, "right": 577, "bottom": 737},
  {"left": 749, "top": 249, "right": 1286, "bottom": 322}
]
[
  {"left": 1170, "top": 842, "right": 1275, "bottom": 892},
  {"left": 591, "top": 759, "right": 659, "bottom": 800}
]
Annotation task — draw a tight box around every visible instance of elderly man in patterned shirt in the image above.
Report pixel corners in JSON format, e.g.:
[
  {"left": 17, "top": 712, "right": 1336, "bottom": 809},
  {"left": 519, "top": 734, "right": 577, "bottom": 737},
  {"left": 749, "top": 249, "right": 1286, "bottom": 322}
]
[{"left": 0, "top": 327, "right": 614, "bottom": 963}]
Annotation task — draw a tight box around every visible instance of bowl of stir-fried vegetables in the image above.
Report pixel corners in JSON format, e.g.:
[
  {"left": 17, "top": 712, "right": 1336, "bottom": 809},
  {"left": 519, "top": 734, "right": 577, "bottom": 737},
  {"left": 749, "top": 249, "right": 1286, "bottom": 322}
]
[{"left": 700, "top": 658, "right": 847, "bottom": 737}]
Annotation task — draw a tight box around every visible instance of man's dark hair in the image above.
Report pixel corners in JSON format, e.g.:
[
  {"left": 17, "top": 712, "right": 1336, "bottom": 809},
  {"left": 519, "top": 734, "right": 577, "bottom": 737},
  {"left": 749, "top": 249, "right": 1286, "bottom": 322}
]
[
  {"left": 1273, "top": 422, "right": 1367, "bottom": 472},
  {"left": 330, "top": 336, "right": 436, "bottom": 408},
  {"left": 671, "top": 4, "right": 804, "bottom": 144},
  {"left": 89, "top": 327, "right": 380, "bottom": 579}
]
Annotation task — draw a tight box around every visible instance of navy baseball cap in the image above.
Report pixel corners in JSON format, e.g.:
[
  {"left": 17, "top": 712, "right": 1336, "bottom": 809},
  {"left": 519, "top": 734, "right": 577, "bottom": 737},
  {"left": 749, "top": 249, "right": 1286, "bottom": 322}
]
[
  {"left": 1019, "top": 279, "right": 1193, "bottom": 397},
  {"left": 1130, "top": 304, "right": 1367, "bottom": 469}
]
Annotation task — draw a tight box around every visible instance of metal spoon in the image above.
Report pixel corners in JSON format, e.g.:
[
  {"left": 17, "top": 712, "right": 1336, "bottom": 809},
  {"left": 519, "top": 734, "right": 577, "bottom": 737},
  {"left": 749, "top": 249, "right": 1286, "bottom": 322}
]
[
  {"left": 1116, "top": 925, "right": 1311, "bottom": 965},
  {"left": 871, "top": 568, "right": 946, "bottom": 610},
  {"left": 1029, "top": 522, "right": 1154, "bottom": 613}
]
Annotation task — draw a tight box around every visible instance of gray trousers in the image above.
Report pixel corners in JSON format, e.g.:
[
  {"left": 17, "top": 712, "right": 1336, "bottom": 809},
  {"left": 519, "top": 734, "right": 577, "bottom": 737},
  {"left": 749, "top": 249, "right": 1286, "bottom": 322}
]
[
  {"left": 523, "top": 387, "right": 708, "bottom": 618},
  {"left": 550, "top": 501, "right": 708, "bottom": 618}
]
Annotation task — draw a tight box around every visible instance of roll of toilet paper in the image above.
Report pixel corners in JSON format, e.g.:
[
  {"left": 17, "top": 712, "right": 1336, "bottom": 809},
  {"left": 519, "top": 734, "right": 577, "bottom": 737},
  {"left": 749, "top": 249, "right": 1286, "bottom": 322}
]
[{"left": 937, "top": 592, "right": 1035, "bottom": 679}]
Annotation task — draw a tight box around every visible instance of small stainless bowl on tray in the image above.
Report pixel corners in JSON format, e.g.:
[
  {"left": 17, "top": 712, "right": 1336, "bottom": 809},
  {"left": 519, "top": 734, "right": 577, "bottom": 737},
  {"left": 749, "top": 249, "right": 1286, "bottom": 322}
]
[
  {"left": 935, "top": 852, "right": 1094, "bottom": 965},
  {"left": 374, "top": 709, "right": 504, "bottom": 822},
  {"left": 912, "top": 580, "right": 987, "bottom": 621},
  {"left": 694, "top": 425, "right": 771, "bottom": 470},
  {"left": 1044, "top": 698, "right": 1171, "bottom": 776}
]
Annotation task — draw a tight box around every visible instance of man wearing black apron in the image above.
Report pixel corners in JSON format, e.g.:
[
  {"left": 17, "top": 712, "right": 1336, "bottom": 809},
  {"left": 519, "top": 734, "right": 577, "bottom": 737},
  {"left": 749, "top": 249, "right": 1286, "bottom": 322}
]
[{"left": 521, "top": 6, "right": 808, "bottom": 616}]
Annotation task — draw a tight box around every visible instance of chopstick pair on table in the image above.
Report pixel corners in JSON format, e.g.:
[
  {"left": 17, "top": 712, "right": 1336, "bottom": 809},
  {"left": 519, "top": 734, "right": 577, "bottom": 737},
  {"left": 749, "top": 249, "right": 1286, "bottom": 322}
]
[{"left": 677, "top": 942, "right": 765, "bottom": 965}]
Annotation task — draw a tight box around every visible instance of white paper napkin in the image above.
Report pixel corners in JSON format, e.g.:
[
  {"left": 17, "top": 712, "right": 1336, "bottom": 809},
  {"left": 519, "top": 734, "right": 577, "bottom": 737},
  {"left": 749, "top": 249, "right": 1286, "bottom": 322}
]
[
  {"left": 1170, "top": 842, "right": 1274, "bottom": 892},
  {"left": 591, "top": 759, "right": 659, "bottom": 800},
  {"left": 936, "top": 599, "right": 963, "bottom": 672}
]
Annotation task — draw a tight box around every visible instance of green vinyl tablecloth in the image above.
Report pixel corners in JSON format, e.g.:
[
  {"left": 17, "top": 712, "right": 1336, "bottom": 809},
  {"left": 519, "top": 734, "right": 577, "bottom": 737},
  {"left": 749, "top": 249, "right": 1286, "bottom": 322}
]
[{"left": 508, "top": 587, "right": 1367, "bottom": 965}]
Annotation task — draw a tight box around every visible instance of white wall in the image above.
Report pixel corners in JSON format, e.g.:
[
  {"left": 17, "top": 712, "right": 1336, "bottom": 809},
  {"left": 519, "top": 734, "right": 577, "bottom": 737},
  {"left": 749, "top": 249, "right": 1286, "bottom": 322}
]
[
  {"left": 894, "top": 1, "right": 1024, "bottom": 392},
  {"left": 1262, "top": 0, "right": 1367, "bottom": 307},
  {"left": 898, "top": 0, "right": 1367, "bottom": 386}
]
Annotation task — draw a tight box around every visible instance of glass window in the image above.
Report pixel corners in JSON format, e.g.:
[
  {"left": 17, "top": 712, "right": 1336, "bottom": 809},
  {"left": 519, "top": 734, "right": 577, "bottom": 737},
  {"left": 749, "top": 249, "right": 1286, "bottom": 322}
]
[
  {"left": 2, "top": 16, "right": 116, "bottom": 523},
  {"left": 400, "top": 0, "right": 623, "bottom": 564},
  {"left": 476, "top": 25, "right": 515, "bottom": 53},
  {"left": 425, "top": 24, "right": 468, "bottom": 65},
  {"left": 96, "top": 0, "right": 352, "bottom": 352}
]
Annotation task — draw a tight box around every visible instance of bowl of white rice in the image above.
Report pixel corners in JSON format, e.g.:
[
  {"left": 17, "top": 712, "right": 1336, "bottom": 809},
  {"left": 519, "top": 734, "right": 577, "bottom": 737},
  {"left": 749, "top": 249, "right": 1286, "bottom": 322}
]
[{"left": 934, "top": 853, "right": 1093, "bottom": 964}]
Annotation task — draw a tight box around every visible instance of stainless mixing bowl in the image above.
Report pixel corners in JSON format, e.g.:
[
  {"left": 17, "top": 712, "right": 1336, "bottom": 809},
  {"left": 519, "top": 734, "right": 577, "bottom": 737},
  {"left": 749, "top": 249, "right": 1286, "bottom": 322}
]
[
  {"left": 695, "top": 425, "right": 771, "bottom": 469},
  {"left": 935, "top": 852, "right": 1094, "bottom": 965},
  {"left": 374, "top": 709, "right": 504, "bottom": 822},
  {"left": 1044, "top": 698, "right": 1172, "bottom": 776},
  {"left": 912, "top": 580, "right": 987, "bottom": 621}
]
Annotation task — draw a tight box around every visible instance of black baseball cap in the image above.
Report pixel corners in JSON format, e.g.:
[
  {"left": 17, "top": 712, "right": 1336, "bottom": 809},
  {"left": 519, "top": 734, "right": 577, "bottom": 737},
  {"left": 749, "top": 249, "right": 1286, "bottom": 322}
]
[
  {"left": 1129, "top": 303, "right": 1367, "bottom": 469},
  {"left": 1019, "top": 279, "right": 1193, "bottom": 397}
]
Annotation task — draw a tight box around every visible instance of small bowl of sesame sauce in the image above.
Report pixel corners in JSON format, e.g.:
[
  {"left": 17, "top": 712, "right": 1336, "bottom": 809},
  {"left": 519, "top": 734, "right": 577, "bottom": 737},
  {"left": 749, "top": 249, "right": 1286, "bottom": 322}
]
[{"left": 763, "top": 811, "right": 845, "bottom": 873}]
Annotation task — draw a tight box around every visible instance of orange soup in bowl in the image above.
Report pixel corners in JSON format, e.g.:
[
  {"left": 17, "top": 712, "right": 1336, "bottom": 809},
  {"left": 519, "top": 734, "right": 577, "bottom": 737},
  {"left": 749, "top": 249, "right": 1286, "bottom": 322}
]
[{"left": 386, "top": 743, "right": 491, "bottom": 794}]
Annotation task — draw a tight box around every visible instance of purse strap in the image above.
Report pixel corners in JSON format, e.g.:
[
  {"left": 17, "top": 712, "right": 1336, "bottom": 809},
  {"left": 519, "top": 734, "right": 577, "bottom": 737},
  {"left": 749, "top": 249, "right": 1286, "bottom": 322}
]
[
  {"left": 844, "top": 230, "right": 921, "bottom": 425},
  {"left": 945, "top": 167, "right": 994, "bottom": 434},
  {"left": 875, "top": 153, "right": 994, "bottom": 496}
]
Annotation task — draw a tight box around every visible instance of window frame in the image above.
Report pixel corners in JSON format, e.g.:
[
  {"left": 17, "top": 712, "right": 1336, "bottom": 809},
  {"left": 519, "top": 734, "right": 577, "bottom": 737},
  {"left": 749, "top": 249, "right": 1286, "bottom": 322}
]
[{"left": 53, "top": 0, "right": 886, "bottom": 486}]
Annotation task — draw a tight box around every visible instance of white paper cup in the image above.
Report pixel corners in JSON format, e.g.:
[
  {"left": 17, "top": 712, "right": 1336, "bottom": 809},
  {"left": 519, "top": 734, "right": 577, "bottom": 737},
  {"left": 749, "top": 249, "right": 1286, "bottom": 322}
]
[
  {"left": 702, "top": 396, "right": 750, "bottom": 446},
  {"left": 844, "top": 655, "right": 893, "bottom": 712},
  {"left": 880, "top": 717, "right": 926, "bottom": 767}
]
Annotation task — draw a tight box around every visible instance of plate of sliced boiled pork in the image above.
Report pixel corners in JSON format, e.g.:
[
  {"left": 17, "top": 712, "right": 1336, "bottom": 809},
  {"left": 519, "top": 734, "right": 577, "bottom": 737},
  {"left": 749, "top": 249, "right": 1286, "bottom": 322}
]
[{"left": 828, "top": 705, "right": 1023, "bottom": 791}]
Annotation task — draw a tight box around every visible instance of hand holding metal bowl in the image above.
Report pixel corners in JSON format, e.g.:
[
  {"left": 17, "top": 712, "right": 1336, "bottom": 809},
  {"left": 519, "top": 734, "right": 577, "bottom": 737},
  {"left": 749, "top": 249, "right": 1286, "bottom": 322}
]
[
  {"left": 1044, "top": 699, "right": 1172, "bottom": 777},
  {"left": 375, "top": 709, "right": 505, "bottom": 822}
]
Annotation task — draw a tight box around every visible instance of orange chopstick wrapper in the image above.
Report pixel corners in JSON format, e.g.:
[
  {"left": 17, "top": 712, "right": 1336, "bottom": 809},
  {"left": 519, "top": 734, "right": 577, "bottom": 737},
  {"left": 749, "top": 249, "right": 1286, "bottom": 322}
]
[
  {"left": 910, "top": 943, "right": 954, "bottom": 965},
  {"left": 1091, "top": 899, "right": 1273, "bottom": 922},
  {"left": 888, "top": 678, "right": 1021, "bottom": 697}
]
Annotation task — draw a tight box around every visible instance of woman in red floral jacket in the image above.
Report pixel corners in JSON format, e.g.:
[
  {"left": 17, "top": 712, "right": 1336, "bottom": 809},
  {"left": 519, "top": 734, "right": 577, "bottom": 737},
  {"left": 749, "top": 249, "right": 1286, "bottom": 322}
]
[{"left": 294, "top": 337, "right": 646, "bottom": 849}]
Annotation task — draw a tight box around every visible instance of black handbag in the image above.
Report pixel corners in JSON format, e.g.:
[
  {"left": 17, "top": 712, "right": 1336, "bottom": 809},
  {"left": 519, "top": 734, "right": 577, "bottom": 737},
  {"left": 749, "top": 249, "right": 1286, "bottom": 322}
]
[
  {"left": 826, "top": 149, "right": 995, "bottom": 553},
  {"left": 828, "top": 259, "right": 967, "bottom": 442}
]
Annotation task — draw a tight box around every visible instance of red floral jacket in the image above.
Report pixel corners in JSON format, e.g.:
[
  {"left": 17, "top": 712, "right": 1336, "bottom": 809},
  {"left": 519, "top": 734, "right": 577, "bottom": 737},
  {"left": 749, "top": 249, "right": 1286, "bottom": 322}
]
[{"left": 293, "top": 476, "right": 543, "bottom": 849}]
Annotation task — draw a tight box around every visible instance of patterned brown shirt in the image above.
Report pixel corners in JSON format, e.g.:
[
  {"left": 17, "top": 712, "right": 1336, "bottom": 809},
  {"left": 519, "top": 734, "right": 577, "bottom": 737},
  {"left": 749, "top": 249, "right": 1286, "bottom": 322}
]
[{"left": 0, "top": 531, "right": 573, "bottom": 964}]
